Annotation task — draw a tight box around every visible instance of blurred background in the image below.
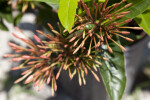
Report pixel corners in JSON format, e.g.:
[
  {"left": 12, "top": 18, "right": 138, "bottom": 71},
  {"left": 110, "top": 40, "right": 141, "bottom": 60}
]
[{"left": 0, "top": 0, "right": 150, "bottom": 100}]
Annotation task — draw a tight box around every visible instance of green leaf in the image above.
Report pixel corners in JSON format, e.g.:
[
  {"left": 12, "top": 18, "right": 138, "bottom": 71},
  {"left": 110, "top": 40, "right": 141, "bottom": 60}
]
[
  {"left": 26, "top": 0, "right": 60, "bottom": 4},
  {"left": 0, "top": 20, "right": 8, "bottom": 31},
  {"left": 99, "top": 37, "right": 126, "bottom": 100},
  {"left": 0, "top": 1, "right": 13, "bottom": 23},
  {"left": 58, "top": 0, "right": 79, "bottom": 31},
  {"left": 99, "top": 0, "right": 105, "bottom": 2},
  {"left": 134, "top": 6, "right": 150, "bottom": 35},
  {"left": 14, "top": 13, "right": 23, "bottom": 26},
  {"left": 119, "top": 0, "right": 150, "bottom": 21}
]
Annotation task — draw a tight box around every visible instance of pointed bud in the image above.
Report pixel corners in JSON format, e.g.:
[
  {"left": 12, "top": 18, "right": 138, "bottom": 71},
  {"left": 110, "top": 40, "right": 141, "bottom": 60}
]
[
  {"left": 120, "top": 31, "right": 130, "bottom": 35},
  {"left": 119, "top": 46, "right": 127, "bottom": 51},
  {"left": 35, "top": 63, "right": 42, "bottom": 68},
  {"left": 25, "top": 75, "right": 33, "bottom": 84},
  {"left": 11, "top": 67, "right": 21, "bottom": 70},
  {"left": 108, "top": 46, "right": 113, "bottom": 53},
  {"left": 48, "top": 23, "right": 54, "bottom": 30},
  {"left": 15, "top": 27, "right": 23, "bottom": 33},
  {"left": 125, "top": 37, "right": 134, "bottom": 42},
  {"left": 34, "top": 35, "right": 41, "bottom": 43},
  {"left": 125, "top": 3, "right": 132, "bottom": 8},
  {"left": 12, "top": 58, "right": 23, "bottom": 61},
  {"left": 124, "top": 19, "right": 132, "bottom": 23},
  {"left": 40, "top": 55, "right": 47, "bottom": 59},
  {"left": 3, "top": 54, "right": 16, "bottom": 58},
  {"left": 12, "top": 33, "right": 21, "bottom": 39},
  {"left": 92, "top": 71, "right": 100, "bottom": 82},
  {"left": 121, "top": 11, "right": 130, "bottom": 15},
  {"left": 47, "top": 76, "right": 51, "bottom": 84},
  {"left": 34, "top": 80, "right": 40, "bottom": 87},
  {"left": 38, "top": 84, "right": 44, "bottom": 92}
]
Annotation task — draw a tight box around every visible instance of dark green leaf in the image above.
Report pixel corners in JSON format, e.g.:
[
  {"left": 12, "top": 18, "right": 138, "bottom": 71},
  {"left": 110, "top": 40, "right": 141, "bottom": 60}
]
[
  {"left": 134, "top": 6, "right": 150, "bottom": 35},
  {"left": 0, "top": 1, "right": 13, "bottom": 23},
  {"left": 58, "top": 0, "right": 79, "bottom": 31},
  {"left": 119, "top": 0, "right": 150, "bottom": 22},
  {"left": 99, "top": 37, "right": 126, "bottom": 100}
]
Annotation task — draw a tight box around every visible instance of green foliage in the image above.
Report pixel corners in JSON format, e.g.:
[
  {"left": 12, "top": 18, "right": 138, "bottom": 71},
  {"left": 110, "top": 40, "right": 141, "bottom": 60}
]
[
  {"left": 1, "top": 0, "right": 150, "bottom": 100},
  {"left": 100, "top": 37, "right": 126, "bottom": 100},
  {"left": 135, "top": 6, "right": 150, "bottom": 35},
  {"left": 120, "top": 0, "right": 150, "bottom": 22},
  {"left": 58, "top": 0, "right": 79, "bottom": 31},
  {"left": 26, "top": 0, "right": 60, "bottom": 4},
  {"left": 0, "top": 20, "right": 8, "bottom": 31},
  {"left": 0, "top": 2, "right": 13, "bottom": 23}
]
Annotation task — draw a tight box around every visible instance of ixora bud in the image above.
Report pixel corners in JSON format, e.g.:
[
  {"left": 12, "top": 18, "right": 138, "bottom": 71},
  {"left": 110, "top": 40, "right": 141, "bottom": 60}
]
[
  {"left": 70, "top": 0, "right": 143, "bottom": 53},
  {"left": 4, "top": 23, "right": 107, "bottom": 96}
]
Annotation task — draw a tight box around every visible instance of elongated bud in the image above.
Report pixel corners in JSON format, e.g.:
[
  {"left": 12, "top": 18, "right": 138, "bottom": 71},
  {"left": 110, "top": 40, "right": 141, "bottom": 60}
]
[
  {"left": 121, "top": 11, "right": 130, "bottom": 15},
  {"left": 125, "top": 37, "right": 134, "bottom": 42},
  {"left": 14, "top": 78, "right": 23, "bottom": 84},
  {"left": 69, "top": 37, "right": 76, "bottom": 42},
  {"left": 25, "top": 75, "right": 33, "bottom": 84},
  {"left": 22, "top": 55, "right": 32, "bottom": 59},
  {"left": 12, "top": 58, "right": 23, "bottom": 61},
  {"left": 116, "top": 15, "right": 124, "bottom": 19},
  {"left": 40, "top": 49, "right": 45, "bottom": 53},
  {"left": 35, "top": 63, "right": 43, "bottom": 68},
  {"left": 15, "top": 27, "right": 23, "bottom": 33},
  {"left": 12, "top": 33, "right": 21, "bottom": 39},
  {"left": 47, "top": 76, "right": 51, "bottom": 84},
  {"left": 48, "top": 23, "right": 54, "bottom": 30},
  {"left": 34, "top": 80, "right": 40, "bottom": 87},
  {"left": 120, "top": 31, "right": 130, "bottom": 35},
  {"left": 119, "top": 45, "right": 127, "bottom": 51},
  {"left": 27, "top": 61, "right": 37, "bottom": 65},
  {"left": 40, "top": 55, "right": 47, "bottom": 59},
  {"left": 3, "top": 54, "right": 16, "bottom": 58},
  {"left": 92, "top": 71, "right": 100, "bottom": 82},
  {"left": 11, "top": 67, "right": 21, "bottom": 70},
  {"left": 8, "top": 42, "right": 17, "bottom": 47},
  {"left": 34, "top": 35, "right": 41, "bottom": 43},
  {"left": 125, "top": 3, "right": 132, "bottom": 8},
  {"left": 124, "top": 19, "right": 132, "bottom": 23},
  {"left": 108, "top": 46, "right": 113, "bottom": 53},
  {"left": 56, "top": 72, "right": 60, "bottom": 80},
  {"left": 38, "top": 84, "right": 44, "bottom": 91},
  {"left": 54, "top": 80, "right": 57, "bottom": 92}
]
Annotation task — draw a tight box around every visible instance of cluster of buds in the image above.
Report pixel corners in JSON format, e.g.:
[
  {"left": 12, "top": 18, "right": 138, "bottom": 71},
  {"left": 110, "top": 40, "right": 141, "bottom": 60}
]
[
  {"left": 69, "top": 0, "right": 143, "bottom": 53},
  {"left": 4, "top": 23, "right": 107, "bottom": 95},
  {"left": 8, "top": 0, "right": 35, "bottom": 12},
  {"left": 4, "top": 0, "right": 143, "bottom": 96}
]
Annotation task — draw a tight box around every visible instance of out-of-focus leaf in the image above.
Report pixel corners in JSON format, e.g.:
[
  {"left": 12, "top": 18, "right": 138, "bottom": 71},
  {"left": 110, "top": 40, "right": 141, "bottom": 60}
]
[
  {"left": 37, "top": 3, "right": 59, "bottom": 30},
  {"left": 99, "top": 37, "right": 126, "bottom": 100},
  {"left": 0, "top": 20, "right": 8, "bottom": 31},
  {"left": 0, "top": 1, "right": 13, "bottom": 23},
  {"left": 135, "top": 6, "right": 150, "bottom": 35},
  {"left": 14, "top": 13, "right": 23, "bottom": 26},
  {"left": 26, "top": 0, "right": 60, "bottom": 4},
  {"left": 58, "top": 0, "right": 79, "bottom": 31}
]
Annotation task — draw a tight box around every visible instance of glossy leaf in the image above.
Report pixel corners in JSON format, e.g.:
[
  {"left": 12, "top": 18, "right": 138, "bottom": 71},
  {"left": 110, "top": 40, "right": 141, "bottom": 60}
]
[
  {"left": 58, "top": 0, "right": 79, "bottom": 31},
  {"left": 119, "top": 0, "right": 150, "bottom": 22},
  {"left": 99, "top": 37, "right": 126, "bottom": 100},
  {"left": 134, "top": 6, "right": 150, "bottom": 35}
]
